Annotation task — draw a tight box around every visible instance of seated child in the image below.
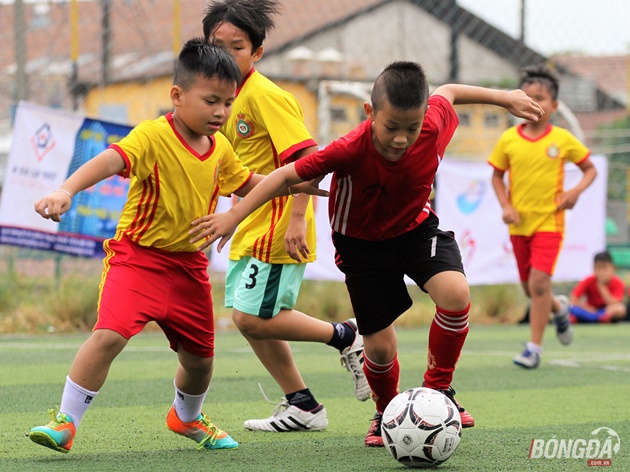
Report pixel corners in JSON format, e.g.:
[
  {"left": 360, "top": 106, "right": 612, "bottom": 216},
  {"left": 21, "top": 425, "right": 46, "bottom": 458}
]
[{"left": 569, "top": 251, "right": 626, "bottom": 323}]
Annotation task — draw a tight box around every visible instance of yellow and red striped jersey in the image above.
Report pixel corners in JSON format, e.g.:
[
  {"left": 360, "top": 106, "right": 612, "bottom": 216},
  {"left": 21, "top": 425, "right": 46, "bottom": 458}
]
[
  {"left": 488, "top": 124, "right": 590, "bottom": 236},
  {"left": 221, "top": 69, "right": 318, "bottom": 264},
  {"left": 110, "top": 113, "right": 251, "bottom": 252}
]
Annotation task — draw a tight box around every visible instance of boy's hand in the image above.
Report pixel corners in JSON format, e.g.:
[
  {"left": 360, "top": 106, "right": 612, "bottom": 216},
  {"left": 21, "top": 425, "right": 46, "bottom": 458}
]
[
  {"left": 284, "top": 218, "right": 309, "bottom": 262},
  {"left": 555, "top": 188, "right": 580, "bottom": 211},
  {"left": 501, "top": 204, "right": 520, "bottom": 225},
  {"left": 34, "top": 191, "right": 73, "bottom": 222},
  {"left": 505, "top": 90, "right": 545, "bottom": 122},
  {"left": 190, "top": 211, "right": 239, "bottom": 252},
  {"left": 290, "top": 176, "right": 329, "bottom": 197}
]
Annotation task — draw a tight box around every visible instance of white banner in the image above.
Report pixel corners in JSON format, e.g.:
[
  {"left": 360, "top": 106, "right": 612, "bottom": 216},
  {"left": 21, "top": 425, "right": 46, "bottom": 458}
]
[
  {"left": 0, "top": 101, "right": 132, "bottom": 257},
  {"left": 435, "top": 156, "right": 607, "bottom": 285},
  {"left": 2, "top": 104, "right": 604, "bottom": 285}
]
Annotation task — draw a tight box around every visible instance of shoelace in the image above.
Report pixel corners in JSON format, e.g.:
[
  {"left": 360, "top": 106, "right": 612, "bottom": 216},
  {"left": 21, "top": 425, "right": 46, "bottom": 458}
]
[
  {"left": 368, "top": 413, "right": 383, "bottom": 436},
  {"left": 195, "top": 414, "right": 223, "bottom": 450},
  {"left": 46, "top": 406, "right": 68, "bottom": 426},
  {"left": 437, "top": 387, "right": 465, "bottom": 413},
  {"left": 257, "top": 382, "right": 291, "bottom": 417},
  {"left": 340, "top": 351, "right": 363, "bottom": 379}
]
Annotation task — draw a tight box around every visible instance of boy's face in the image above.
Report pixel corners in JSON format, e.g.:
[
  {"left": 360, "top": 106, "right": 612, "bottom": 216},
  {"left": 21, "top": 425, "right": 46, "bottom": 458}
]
[
  {"left": 171, "top": 74, "right": 236, "bottom": 137},
  {"left": 594, "top": 261, "right": 615, "bottom": 284},
  {"left": 521, "top": 82, "right": 557, "bottom": 125},
  {"left": 364, "top": 99, "right": 426, "bottom": 162},
  {"left": 209, "top": 22, "right": 263, "bottom": 79}
]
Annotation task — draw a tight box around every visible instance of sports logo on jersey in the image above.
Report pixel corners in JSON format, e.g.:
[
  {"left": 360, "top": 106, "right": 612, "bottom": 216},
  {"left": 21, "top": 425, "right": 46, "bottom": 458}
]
[
  {"left": 236, "top": 114, "right": 255, "bottom": 138},
  {"left": 546, "top": 144, "right": 560, "bottom": 158}
]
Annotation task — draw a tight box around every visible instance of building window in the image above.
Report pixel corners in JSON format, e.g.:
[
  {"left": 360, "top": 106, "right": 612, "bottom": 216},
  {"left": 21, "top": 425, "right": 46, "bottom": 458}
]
[
  {"left": 330, "top": 107, "right": 347, "bottom": 122},
  {"left": 484, "top": 111, "right": 500, "bottom": 127},
  {"left": 458, "top": 111, "right": 471, "bottom": 126}
]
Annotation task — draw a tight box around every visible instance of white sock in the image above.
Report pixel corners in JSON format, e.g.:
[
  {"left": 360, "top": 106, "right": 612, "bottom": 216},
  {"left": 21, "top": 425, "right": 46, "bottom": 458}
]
[
  {"left": 59, "top": 376, "right": 98, "bottom": 428},
  {"left": 173, "top": 380, "right": 207, "bottom": 423},
  {"left": 526, "top": 342, "right": 543, "bottom": 354}
]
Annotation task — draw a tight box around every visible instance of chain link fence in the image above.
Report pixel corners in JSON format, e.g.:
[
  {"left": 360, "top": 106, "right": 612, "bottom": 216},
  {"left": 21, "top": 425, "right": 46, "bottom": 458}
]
[{"left": 1, "top": 0, "right": 629, "bottom": 244}]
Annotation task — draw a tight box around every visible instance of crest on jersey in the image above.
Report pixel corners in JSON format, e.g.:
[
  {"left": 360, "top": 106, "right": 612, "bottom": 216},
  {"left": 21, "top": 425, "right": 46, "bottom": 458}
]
[
  {"left": 546, "top": 144, "right": 559, "bottom": 158},
  {"left": 236, "top": 114, "right": 255, "bottom": 138}
]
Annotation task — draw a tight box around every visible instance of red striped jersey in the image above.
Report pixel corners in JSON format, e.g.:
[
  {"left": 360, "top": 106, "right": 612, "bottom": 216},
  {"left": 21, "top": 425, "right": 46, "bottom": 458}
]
[
  {"left": 109, "top": 113, "right": 251, "bottom": 252},
  {"left": 295, "top": 95, "right": 458, "bottom": 241}
]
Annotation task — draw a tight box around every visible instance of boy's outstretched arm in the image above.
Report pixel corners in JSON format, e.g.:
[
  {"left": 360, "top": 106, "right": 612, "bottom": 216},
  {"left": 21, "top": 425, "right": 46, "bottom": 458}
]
[
  {"left": 433, "top": 84, "right": 544, "bottom": 122},
  {"left": 190, "top": 163, "right": 328, "bottom": 252},
  {"left": 34, "top": 149, "right": 126, "bottom": 222}
]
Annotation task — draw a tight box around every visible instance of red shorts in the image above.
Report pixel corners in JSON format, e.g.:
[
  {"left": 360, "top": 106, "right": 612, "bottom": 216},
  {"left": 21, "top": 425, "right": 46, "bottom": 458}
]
[
  {"left": 510, "top": 232, "right": 563, "bottom": 282},
  {"left": 95, "top": 236, "right": 215, "bottom": 357}
]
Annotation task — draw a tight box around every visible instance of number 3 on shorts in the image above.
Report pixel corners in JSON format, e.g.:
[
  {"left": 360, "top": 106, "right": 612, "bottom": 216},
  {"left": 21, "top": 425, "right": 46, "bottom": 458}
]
[{"left": 245, "top": 263, "right": 259, "bottom": 289}]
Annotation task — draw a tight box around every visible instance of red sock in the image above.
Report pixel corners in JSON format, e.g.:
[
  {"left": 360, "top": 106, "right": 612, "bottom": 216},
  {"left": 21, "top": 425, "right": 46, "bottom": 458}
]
[
  {"left": 423, "top": 303, "right": 470, "bottom": 390},
  {"left": 363, "top": 354, "right": 400, "bottom": 413}
]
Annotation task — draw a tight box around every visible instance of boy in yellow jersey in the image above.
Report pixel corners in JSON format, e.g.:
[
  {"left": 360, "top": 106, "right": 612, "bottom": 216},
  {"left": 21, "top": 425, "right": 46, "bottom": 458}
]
[
  {"left": 203, "top": 0, "right": 369, "bottom": 432},
  {"left": 27, "top": 39, "right": 325, "bottom": 454},
  {"left": 488, "top": 64, "right": 597, "bottom": 369}
]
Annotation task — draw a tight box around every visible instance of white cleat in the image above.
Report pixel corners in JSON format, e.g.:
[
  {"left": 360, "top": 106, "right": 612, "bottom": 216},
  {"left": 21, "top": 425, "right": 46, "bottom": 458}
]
[
  {"left": 339, "top": 318, "right": 371, "bottom": 402},
  {"left": 553, "top": 295, "right": 573, "bottom": 346},
  {"left": 244, "top": 398, "right": 328, "bottom": 432}
]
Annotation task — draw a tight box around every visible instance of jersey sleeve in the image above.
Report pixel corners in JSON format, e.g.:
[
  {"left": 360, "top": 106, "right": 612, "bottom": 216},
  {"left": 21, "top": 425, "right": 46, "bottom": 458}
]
[
  {"left": 488, "top": 131, "right": 510, "bottom": 171},
  {"left": 571, "top": 277, "right": 590, "bottom": 298},
  {"left": 253, "top": 91, "right": 317, "bottom": 163},
  {"left": 425, "top": 95, "right": 459, "bottom": 156},
  {"left": 215, "top": 134, "right": 253, "bottom": 196},
  {"left": 108, "top": 120, "right": 158, "bottom": 180},
  {"left": 294, "top": 125, "right": 363, "bottom": 180},
  {"left": 609, "top": 276, "right": 626, "bottom": 300},
  {"left": 563, "top": 131, "right": 591, "bottom": 165}
]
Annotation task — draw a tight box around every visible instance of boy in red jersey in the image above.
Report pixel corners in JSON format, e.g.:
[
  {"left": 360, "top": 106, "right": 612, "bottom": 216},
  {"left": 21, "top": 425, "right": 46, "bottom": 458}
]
[
  {"left": 569, "top": 251, "right": 626, "bottom": 323},
  {"left": 202, "top": 0, "right": 369, "bottom": 433},
  {"left": 489, "top": 65, "right": 597, "bottom": 369},
  {"left": 189, "top": 61, "right": 545, "bottom": 446},
  {"left": 28, "top": 39, "right": 325, "bottom": 454}
]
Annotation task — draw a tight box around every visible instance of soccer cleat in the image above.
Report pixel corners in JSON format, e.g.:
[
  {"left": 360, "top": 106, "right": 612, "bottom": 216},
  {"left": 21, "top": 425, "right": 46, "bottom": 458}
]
[
  {"left": 513, "top": 347, "right": 541, "bottom": 369},
  {"left": 166, "top": 407, "right": 238, "bottom": 450},
  {"left": 364, "top": 411, "right": 384, "bottom": 447},
  {"left": 433, "top": 386, "right": 475, "bottom": 428},
  {"left": 243, "top": 394, "right": 328, "bottom": 432},
  {"left": 29, "top": 408, "right": 76, "bottom": 453},
  {"left": 339, "top": 318, "right": 371, "bottom": 402},
  {"left": 553, "top": 295, "right": 573, "bottom": 346}
]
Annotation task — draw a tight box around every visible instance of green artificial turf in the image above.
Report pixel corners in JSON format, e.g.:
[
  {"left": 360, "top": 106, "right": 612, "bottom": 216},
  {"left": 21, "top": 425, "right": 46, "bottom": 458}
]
[{"left": 1, "top": 323, "right": 628, "bottom": 471}]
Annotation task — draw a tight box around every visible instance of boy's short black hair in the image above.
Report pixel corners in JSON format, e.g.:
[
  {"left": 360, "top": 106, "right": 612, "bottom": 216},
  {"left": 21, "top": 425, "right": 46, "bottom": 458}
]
[
  {"left": 371, "top": 61, "right": 429, "bottom": 112},
  {"left": 519, "top": 64, "right": 559, "bottom": 100},
  {"left": 594, "top": 251, "right": 614, "bottom": 264},
  {"left": 174, "top": 38, "right": 242, "bottom": 89},
  {"left": 203, "top": 0, "right": 280, "bottom": 52}
]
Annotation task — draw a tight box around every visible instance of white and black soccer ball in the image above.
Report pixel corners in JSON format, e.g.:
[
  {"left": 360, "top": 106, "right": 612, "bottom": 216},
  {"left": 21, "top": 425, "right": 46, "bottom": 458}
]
[{"left": 381, "top": 387, "right": 462, "bottom": 468}]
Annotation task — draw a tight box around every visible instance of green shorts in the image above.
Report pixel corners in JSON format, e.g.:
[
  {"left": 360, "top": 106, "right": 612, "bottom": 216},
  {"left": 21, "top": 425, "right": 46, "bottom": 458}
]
[{"left": 225, "top": 257, "right": 306, "bottom": 318}]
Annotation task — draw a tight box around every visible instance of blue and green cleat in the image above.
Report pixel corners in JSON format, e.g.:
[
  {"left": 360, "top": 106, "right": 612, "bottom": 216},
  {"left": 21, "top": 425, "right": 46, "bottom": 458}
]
[{"left": 29, "top": 409, "right": 76, "bottom": 453}]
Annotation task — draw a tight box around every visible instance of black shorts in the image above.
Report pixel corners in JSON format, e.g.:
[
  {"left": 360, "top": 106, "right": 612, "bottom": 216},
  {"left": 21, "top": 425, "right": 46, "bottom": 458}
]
[{"left": 332, "top": 213, "right": 465, "bottom": 335}]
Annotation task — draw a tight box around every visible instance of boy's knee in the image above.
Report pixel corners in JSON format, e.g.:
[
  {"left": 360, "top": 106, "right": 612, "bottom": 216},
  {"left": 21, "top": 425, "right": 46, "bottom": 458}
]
[
  {"left": 90, "top": 328, "right": 128, "bottom": 352},
  {"left": 232, "top": 310, "right": 266, "bottom": 340}
]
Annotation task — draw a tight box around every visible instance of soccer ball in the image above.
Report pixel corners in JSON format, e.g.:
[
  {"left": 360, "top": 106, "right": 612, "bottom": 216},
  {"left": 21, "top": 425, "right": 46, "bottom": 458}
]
[{"left": 381, "top": 387, "right": 462, "bottom": 468}]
